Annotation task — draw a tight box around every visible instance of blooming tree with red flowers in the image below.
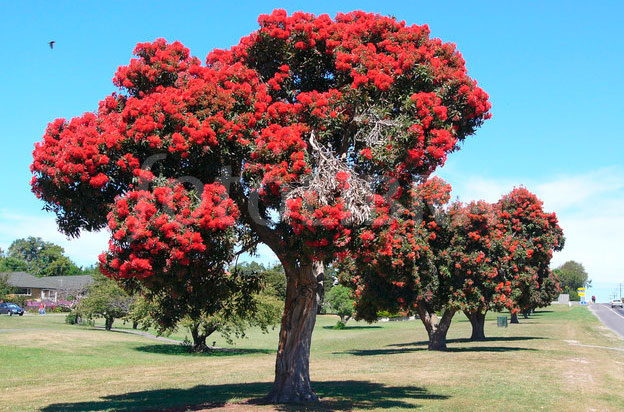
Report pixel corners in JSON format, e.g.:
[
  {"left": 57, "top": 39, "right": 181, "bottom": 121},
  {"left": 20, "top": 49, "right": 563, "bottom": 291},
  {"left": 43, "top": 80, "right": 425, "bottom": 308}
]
[
  {"left": 98, "top": 179, "right": 271, "bottom": 351},
  {"left": 495, "top": 187, "right": 564, "bottom": 323},
  {"left": 448, "top": 200, "right": 509, "bottom": 341},
  {"left": 31, "top": 10, "right": 491, "bottom": 402},
  {"left": 340, "top": 179, "right": 509, "bottom": 349},
  {"left": 338, "top": 177, "right": 463, "bottom": 350}
]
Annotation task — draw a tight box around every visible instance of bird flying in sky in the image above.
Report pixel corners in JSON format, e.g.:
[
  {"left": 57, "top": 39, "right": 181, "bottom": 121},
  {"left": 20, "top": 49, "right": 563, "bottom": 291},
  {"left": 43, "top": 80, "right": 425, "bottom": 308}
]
[{"left": 48, "top": 41, "right": 55, "bottom": 49}]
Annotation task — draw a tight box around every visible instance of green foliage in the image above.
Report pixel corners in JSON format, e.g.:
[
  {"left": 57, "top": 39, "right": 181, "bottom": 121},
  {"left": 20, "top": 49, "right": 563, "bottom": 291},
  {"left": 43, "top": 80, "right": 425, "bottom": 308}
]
[
  {"left": 9, "top": 295, "right": 28, "bottom": 309},
  {"left": 2, "top": 237, "right": 83, "bottom": 277},
  {"left": 124, "top": 295, "right": 156, "bottom": 330},
  {"left": 0, "top": 274, "right": 15, "bottom": 301},
  {"left": 262, "top": 264, "right": 287, "bottom": 300},
  {"left": 232, "top": 261, "right": 287, "bottom": 301},
  {"left": 325, "top": 285, "right": 355, "bottom": 325},
  {"left": 74, "top": 273, "right": 133, "bottom": 330},
  {"left": 333, "top": 321, "right": 346, "bottom": 329},
  {"left": 0, "top": 257, "right": 28, "bottom": 272},
  {"left": 65, "top": 313, "right": 79, "bottom": 324},
  {"left": 554, "top": 261, "right": 589, "bottom": 301},
  {"left": 377, "top": 310, "right": 408, "bottom": 319},
  {"left": 124, "top": 264, "right": 283, "bottom": 350}
]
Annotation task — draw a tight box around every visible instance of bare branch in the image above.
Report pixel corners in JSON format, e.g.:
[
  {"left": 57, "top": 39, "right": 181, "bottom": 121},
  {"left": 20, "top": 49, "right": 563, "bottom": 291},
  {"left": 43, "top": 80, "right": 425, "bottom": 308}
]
[{"left": 284, "top": 132, "right": 374, "bottom": 226}]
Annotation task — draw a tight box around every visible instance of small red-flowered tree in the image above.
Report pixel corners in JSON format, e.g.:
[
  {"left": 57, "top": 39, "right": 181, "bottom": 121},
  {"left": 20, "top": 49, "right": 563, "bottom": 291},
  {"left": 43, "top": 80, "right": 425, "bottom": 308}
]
[
  {"left": 31, "top": 10, "right": 490, "bottom": 402},
  {"left": 341, "top": 180, "right": 515, "bottom": 349},
  {"left": 447, "top": 200, "right": 508, "bottom": 341},
  {"left": 495, "top": 188, "right": 564, "bottom": 324},
  {"left": 339, "top": 177, "right": 462, "bottom": 350}
]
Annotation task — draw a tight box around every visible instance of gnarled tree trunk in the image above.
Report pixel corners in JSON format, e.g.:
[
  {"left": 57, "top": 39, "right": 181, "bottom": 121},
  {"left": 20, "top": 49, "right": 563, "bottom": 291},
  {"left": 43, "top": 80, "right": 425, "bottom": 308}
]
[
  {"left": 510, "top": 313, "right": 519, "bottom": 324},
  {"left": 464, "top": 310, "right": 486, "bottom": 341},
  {"left": 417, "top": 301, "right": 455, "bottom": 350},
  {"left": 104, "top": 315, "right": 114, "bottom": 331},
  {"left": 522, "top": 310, "right": 530, "bottom": 319},
  {"left": 265, "top": 260, "right": 324, "bottom": 403}
]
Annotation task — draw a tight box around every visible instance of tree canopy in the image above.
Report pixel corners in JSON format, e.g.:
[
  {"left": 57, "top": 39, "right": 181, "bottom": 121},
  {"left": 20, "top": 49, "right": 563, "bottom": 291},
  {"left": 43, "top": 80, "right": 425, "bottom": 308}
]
[
  {"left": 31, "top": 10, "right": 491, "bottom": 403},
  {"left": 0, "top": 237, "right": 83, "bottom": 277},
  {"left": 554, "top": 261, "right": 589, "bottom": 300},
  {"left": 339, "top": 181, "right": 564, "bottom": 348},
  {"left": 75, "top": 273, "right": 134, "bottom": 330},
  {"left": 325, "top": 284, "right": 355, "bottom": 325},
  {"left": 0, "top": 274, "right": 15, "bottom": 302}
]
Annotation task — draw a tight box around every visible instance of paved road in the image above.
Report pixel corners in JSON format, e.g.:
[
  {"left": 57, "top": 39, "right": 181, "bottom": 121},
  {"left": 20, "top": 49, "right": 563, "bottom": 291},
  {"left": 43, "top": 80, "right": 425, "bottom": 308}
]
[{"left": 590, "top": 303, "right": 624, "bottom": 339}]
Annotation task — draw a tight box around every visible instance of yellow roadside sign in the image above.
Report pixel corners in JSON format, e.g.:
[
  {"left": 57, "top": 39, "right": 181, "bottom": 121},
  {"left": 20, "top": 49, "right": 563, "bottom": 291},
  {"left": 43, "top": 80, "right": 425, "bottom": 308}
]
[
  {"left": 578, "top": 292, "right": 586, "bottom": 297},
  {"left": 577, "top": 287, "right": 586, "bottom": 291}
]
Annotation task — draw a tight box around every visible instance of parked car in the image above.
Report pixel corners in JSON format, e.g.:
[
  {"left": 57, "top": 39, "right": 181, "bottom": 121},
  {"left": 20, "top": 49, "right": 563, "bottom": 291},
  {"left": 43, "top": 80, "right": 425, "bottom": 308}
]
[
  {"left": 611, "top": 299, "right": 623, "bottom": 309},
  {"left": 0, "top": 303, "right": 24, "bottom": 316}
]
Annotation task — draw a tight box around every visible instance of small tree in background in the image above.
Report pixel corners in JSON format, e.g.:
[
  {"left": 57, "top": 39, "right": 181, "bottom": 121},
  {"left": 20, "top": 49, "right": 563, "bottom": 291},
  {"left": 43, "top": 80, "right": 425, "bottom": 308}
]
[
  {"left": 554, "top": 261, "right": 588, "bottom": 301},
  {"left": 75, "top": 273, "right": 133, "bottom": 330},
  {"left": 448, "top": 201, "right": 507, "bottom": 341},
  {"left": 496, "top": 187, "right": 565, "bottom": 323},
  {"left": 340, "top": 178, "right": 460, "bottom": 350},
  {"left": 325, "top": 285, "right": 354, "bottom": 327},
  {"left": 3, "top": 237, "right": 82, "bottom": 277}
]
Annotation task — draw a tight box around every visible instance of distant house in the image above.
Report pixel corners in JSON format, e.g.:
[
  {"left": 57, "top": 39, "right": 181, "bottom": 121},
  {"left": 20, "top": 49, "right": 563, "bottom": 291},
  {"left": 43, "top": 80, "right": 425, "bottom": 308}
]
[{"left": 1, "top": 271, "right": 94, "bottom": 303}]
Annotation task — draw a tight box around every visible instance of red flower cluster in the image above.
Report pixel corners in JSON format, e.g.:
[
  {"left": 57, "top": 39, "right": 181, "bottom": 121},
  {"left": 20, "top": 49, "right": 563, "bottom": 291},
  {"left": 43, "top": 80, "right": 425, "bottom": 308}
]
[
  {"left": 495, "top": 187, "right": 565, "bottom": 312},
  {"left": 284, "top": 194, "right": 352, "bottom": 260},
  {"left": 113, "top": 39, "right": 199, "bottom": 93},
  {"left": 32, "top": 11, "right": 492, "bottom": 282},
  {"left": 100, "top": 181, "right": 238, "bottom": 280}
]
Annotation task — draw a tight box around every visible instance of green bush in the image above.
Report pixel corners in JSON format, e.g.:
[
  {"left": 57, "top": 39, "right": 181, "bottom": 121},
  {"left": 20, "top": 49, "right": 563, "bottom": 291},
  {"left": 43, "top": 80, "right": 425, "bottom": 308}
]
[
  {"left": 333, "top": 321, "right": 346, "bottom": 330},
  {"left": 9, "top": 295, "right": 28, "bottom": 309},
  {"left": 65, "top": 313, "right": 93, "bottom": 326},
  {"left": 65, "top": 313, "right": 79, "bottom": 324},
  {"left": 377, "top": 310, "right": 408, "bottom": 319}
]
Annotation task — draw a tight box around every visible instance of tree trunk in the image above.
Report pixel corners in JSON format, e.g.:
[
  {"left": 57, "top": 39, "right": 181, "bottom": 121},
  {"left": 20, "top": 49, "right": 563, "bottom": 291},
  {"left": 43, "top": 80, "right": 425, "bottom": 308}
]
[
  {"left": 340, "top": 315, "right": 350, "bottom": 325},
  {"left": 189, "top": 323, "right": 218, "bottom": 352},
  {"left": 190, "top": 324, "right": 206, "bottom": 350},
  {"left": 510, "top": 313, "right": 519, "bottom": 324},
  {"left": 464, "top": 310, "right": 486, "bottom": 341},
  {"left": 104, "top": 316, "right": 114, "bottom": 330},
  {"left": 132, "top": 321, "right": 138, "bottom": 329},
  {"left": 417, "top": 301, "right": 455, "bottom": 350},
  {"left": 265, "top": 260, "right": 324, "bottom": 403},
  {"left": 522, "top": 311, "right": 529, "bottom": 319}
]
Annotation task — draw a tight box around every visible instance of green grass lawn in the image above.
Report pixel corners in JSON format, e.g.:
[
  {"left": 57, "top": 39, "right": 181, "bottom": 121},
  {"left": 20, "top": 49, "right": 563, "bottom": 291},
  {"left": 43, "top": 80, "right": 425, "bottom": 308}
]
[{"left": 1, "top": 306, "right": 623, "bottom": 412}]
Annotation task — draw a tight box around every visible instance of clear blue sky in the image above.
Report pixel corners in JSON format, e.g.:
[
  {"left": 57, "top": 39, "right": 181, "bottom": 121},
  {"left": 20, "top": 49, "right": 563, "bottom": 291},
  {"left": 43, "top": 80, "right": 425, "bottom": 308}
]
[{"left": 0, "top": 1, "right": 622, "bottom": 300}]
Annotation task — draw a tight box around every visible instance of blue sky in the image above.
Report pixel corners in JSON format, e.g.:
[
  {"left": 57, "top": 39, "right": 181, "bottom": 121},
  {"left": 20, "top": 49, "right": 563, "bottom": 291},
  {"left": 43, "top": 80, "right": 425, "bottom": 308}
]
[{"left": 0, "top": 1, "right": 622, "bottom": 300}]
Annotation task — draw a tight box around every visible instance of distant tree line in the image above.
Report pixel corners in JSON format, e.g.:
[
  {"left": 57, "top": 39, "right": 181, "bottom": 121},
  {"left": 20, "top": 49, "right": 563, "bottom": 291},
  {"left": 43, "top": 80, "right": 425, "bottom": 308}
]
[{"left": 0, "top": 237, "right": 97, "bottom": 277}]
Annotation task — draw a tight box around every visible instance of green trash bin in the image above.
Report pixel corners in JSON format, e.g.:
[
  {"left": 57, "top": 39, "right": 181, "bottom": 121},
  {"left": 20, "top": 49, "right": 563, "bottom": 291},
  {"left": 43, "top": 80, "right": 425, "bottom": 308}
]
[{"left": 497, "top": 316, "right": 508, "bottom": 328}]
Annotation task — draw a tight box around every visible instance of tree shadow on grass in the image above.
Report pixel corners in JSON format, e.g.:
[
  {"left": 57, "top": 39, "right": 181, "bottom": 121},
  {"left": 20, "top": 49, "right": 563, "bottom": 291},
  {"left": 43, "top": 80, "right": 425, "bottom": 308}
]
[
  {"left": 334, "top": 347, "right": 426, "bottom": 356},
  {"left": 337, "top": 344, "right": 535, "bottom": 356},
  {"left": 134, "top": 344, "right": 274, "bottom": 357},
  {"left": 443, "top": 346, "right": 537, "bottom": 353},
  {"left": 388, "top": 336, "right": 545, "bottom": 348},
  {"left": 321, "top": 325, "right": 382, "bottom": 330},
  {"left": 40, "top": 380, "right": 448, "bottom": 411}
]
